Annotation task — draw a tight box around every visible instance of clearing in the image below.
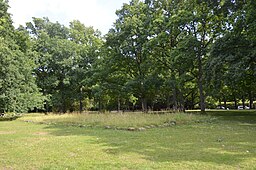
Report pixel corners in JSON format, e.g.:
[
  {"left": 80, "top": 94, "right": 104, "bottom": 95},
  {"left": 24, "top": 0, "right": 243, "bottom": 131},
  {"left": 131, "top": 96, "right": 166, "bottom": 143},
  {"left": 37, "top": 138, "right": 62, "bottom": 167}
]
[{"left": 0, "top": 111, "right": 255, "bottom": 169}]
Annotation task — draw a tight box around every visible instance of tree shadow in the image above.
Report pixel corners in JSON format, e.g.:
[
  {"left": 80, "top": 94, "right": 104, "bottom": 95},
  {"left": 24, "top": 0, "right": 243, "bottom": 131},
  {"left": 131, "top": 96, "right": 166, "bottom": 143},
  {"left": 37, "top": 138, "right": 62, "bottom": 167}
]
[
  {"left": 208, "top": 110, "right": 256, "bottom": 126},
  {"left": 43, "top": 119, "right": 256, "bottom": 168}
]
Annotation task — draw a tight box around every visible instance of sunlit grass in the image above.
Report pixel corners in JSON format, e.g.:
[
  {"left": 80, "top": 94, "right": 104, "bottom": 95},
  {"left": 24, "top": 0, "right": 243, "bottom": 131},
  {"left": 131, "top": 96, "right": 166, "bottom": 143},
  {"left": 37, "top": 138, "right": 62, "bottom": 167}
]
[
  {"left": 0, "top": 111, "right": 255, "bottom": 169},
  {"left": 19, "top": 112, "right": 213, "bottom": 129}
]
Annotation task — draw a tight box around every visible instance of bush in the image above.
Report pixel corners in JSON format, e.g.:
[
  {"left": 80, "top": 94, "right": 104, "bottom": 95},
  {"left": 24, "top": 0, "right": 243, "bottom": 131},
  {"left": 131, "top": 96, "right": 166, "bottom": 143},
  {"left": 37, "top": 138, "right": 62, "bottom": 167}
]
[{"left": 0, "top": 113, "right": 22, "bottom": 121}]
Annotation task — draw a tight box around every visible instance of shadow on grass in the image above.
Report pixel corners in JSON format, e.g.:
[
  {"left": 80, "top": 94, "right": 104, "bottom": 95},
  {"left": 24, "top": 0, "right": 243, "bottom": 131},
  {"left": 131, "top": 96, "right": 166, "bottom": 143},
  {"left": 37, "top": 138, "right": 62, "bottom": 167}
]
[
  {"left": 206, "top": 110, "right": 256, "bottom": 126},
  {"left": 42, "top": 112, "right": 256, "bottom": 168}
]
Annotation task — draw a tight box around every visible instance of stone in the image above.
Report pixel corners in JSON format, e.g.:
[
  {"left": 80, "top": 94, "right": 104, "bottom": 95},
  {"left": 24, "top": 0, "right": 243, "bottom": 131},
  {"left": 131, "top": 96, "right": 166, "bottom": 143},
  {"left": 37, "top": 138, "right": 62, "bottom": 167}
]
[
  {"left": 127, "top": 127, "right": 136, "bottom": 131},
  {"left": 169, "top": 121, "right": 176, "bottom": 125},
  {"left": 105, "top": 126, "right": 111, "bottom": 129},
  {"left": 138, "top": 127, "right": 146, "bottom": 131}
]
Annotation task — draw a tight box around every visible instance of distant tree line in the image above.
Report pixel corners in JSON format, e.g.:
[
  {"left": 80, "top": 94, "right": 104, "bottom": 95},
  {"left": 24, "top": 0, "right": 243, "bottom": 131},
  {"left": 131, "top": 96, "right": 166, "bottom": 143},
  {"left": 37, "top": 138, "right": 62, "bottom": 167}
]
[{"left": 0, "top": 0, "right": 255, "bottom": 113}]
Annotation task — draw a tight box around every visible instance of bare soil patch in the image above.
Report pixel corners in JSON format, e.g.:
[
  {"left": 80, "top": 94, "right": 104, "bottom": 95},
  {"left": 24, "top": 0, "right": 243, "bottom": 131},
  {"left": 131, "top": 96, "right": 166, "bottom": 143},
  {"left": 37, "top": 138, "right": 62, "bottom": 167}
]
[{"left": 33, "top": 132, "right": 49, "bottom": 135}]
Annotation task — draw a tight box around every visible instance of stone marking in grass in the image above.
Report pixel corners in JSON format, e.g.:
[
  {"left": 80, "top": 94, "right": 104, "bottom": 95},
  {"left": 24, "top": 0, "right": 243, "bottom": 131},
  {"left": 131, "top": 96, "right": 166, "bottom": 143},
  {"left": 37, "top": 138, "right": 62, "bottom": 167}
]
[{"left": 104, "top": 120, "right": 177, "bottom": 131}]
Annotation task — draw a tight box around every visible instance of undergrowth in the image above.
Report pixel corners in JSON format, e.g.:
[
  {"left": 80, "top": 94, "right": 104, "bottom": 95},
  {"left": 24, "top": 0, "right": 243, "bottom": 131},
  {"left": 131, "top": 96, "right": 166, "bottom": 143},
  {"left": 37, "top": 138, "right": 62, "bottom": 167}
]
[{"left": 20, "top": 112, "right": 215, "bottom": 130}]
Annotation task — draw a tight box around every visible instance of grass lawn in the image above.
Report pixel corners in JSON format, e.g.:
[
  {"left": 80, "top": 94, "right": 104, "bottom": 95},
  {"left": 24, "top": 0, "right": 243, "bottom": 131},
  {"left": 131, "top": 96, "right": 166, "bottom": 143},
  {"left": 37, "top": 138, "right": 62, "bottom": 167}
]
[{"left": 0, "top": 111, "right": 255, "bottom": 169}]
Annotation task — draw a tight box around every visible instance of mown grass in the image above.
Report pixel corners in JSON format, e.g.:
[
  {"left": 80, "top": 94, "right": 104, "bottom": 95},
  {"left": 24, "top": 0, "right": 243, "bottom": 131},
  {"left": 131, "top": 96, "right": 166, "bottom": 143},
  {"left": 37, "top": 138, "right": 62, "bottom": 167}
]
[{"left": 0, "top": 110, "right": 255, "bottom": 169}]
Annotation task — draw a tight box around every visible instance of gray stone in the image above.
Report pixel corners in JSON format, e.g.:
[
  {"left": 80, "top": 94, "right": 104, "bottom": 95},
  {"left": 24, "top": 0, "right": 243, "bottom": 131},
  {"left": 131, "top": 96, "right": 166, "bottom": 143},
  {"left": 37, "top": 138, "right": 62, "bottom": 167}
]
[
  {"left": 138, "top": 127, "right": 146, "bottom": 131},
  {"left": 105, "top": 126, "right": 112, "bottom": 129},
  {"left": 128, "top": 127, "right": 136, "bottom": 131}
]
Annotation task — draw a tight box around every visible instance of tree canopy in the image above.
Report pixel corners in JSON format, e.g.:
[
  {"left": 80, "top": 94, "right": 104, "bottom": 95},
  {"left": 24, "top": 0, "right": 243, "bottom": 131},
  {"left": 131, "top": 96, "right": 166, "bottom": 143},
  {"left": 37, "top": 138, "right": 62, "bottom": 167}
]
[{"left": 0, "top": 0, "right": 255, "bottom": 113}]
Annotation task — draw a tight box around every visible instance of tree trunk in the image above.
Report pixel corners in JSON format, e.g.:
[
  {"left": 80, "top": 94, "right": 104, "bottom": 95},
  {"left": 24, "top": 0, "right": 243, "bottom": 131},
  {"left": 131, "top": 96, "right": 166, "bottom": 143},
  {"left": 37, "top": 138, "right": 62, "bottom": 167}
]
[
  {"left": 219, "top": 98, "right": 221, "bottom": 107},
  {"left": 59, "top": 79, "right": 66, "bottom": 113},
  {"left": 141, "top": 97, "right": 147, "bottom": 112},
  {"left": 166, "top": 96, "right": 171, "bottom": 110},
  {"left": 223, "top": 96, "right": 227, "bottom": 109},
  {"left": 249, "top": 91, "right": 253, "bottom": 109},
  {"left": 61, "top": 95, "right": 66, "bottom": 113},
  {"left": 172, "top": 88, "right": 178, "bottom": 111},
  {"left": 79, "top": 98, "right": 83, "bottom": 113},
  {"left": 79, "top": 87, "right": 83, "bottom": 113},
  {"left": 242, "top": 96, "right": 245, "bottom": 109},
  {"left": 179, "top": 90, "right": 185, "bottom": 112},
  {"left": 198, "top": 77, "right": 205, "bottom": 111},
  {"left": 198, "top": 55, "right": 205, "bottom": 112},
  {"left": 191, "top": 92, "right": 195, "bottom": 109},
  {"left": 98, "top": 99, "right": 101, "bottom": 112},
  {"left": 234, "top": 96, "right": 237, "bottom": 109},
  {"left": 44, "top": 100, "right": 49, "bottom": 113},
  {"left": 117, "top": 97, "right": 121, "bottom": 112}
]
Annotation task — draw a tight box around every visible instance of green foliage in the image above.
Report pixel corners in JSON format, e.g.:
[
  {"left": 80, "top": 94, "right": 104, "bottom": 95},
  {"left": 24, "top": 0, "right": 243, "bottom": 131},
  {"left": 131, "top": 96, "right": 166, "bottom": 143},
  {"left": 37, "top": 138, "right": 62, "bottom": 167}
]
[
  {"left": 0, "top": 0, "right": 44, "bottom": 113},
  {"left": 206, "top": 0, "right": 256, "bottom": 108},
  {"left": 1, "top": 0, "right": 255, "bottom": 113},
  {"left": 0, "top": 112, "right": 21, "bottom": 121},
  {"left": 26, "top": 18, "right": 103, "bottom": 112}
]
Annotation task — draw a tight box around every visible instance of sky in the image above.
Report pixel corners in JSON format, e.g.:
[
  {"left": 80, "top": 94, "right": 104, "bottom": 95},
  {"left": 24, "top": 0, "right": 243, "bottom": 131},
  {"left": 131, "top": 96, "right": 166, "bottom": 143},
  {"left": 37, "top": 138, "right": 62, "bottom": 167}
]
[{"left": 8, "top": 0, "right": 130, "bottom": 35}]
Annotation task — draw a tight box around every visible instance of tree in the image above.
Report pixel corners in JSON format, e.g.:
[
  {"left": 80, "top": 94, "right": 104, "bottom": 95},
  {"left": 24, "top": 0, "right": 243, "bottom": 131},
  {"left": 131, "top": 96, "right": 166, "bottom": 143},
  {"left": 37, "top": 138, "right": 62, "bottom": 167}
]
[
  {"left": 69, "top": 20, "right": 103, "bottom": 112},
  {"left": 26, "top": 18, "right": 76, "bottom": 112},
  {"left": 105, "top": 0, "right": 158, "bottom": 112},
  {"left": 206, "top": 0, "right": 256, "bottom": 109},
  {"left": 0, "top": 0, "right": 44, "bottom": 113},
  {"left": 26, "top": 18, "right": 103, "bottom": 113}
]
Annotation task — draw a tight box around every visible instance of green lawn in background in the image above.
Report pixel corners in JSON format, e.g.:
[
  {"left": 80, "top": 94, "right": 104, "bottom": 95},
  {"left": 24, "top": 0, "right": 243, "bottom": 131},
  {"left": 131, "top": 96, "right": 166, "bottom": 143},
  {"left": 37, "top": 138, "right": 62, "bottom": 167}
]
[{"left": 0, "top": 110, "right": 255, "bottom": 169}]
